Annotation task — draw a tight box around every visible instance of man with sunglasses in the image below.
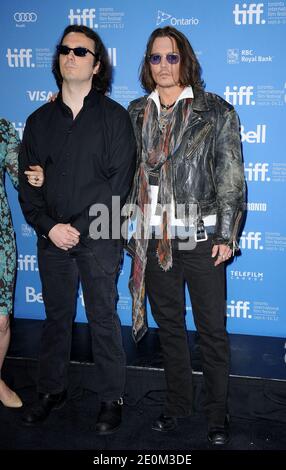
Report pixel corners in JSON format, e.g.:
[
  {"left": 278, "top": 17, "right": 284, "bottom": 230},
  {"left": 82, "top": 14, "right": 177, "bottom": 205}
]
[
  {"left": 126, "top": 26, "right": 245, "bottom": 445},
  {"left": 19, "top": 25, "right": 136, "bottom": 433}
]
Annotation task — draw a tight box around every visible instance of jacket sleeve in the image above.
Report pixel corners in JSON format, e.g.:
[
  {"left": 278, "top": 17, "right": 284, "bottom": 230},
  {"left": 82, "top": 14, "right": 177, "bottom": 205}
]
[
  {"left": 213, "top": 108, "right": 246, "bottom": 247},
  {"left": 18, "top": 118, "right": 57, "bottom": 236}
]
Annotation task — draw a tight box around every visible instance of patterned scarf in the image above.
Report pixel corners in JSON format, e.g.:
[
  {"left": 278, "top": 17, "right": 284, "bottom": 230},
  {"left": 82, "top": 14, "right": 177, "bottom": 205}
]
[{"left": 129, "top": 97, "right": 192, "bottom": 341}]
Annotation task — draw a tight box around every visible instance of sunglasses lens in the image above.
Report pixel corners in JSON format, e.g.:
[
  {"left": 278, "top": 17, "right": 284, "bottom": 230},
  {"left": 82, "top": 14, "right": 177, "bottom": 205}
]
[
  {"left": 167, "top": 54, "right": 180, "bottom": 64},
  {"left": 57, "top": 45, "right": 89, "bottom": 57},
  {"left": 73, "top": 47, "right": 88, "bottom": 57},
  {"left": 57, "top": 45, "right": 69, "bottom": 55},
  {"left": 149, "top": 54, "right": 161, "bottom": 65},
  {"left": 149, "top": 54, "right": 180, "bottom": 65}
]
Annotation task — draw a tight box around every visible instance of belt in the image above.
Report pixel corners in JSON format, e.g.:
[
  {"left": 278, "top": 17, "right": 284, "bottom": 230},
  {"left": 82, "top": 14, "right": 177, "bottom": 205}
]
[{"left": 150, "top": 225, "right": 215, "bottom": 241}]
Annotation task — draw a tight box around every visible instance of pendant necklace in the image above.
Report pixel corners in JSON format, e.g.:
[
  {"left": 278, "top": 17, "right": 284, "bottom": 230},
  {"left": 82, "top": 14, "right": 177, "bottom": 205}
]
[{"left": 159, "top": 96, "right": 176, "bottom": 111}]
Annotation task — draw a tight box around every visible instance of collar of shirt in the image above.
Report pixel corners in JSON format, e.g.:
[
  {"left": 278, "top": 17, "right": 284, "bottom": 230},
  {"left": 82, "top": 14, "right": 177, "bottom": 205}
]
[
  {"left": 148, "top": 86, "right": 194, "bottom": 115},
  {"left": 56, "top": 87, "right": 100, "bottom": 117}
]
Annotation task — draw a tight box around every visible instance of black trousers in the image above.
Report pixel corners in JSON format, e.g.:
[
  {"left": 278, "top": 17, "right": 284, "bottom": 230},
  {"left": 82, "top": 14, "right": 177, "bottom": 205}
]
[
  {"left": 37, "top": 238, "right": 125, "bottom": 401},
  {"left": 145, "top": 236, "right": 229, "bottom": 426}
]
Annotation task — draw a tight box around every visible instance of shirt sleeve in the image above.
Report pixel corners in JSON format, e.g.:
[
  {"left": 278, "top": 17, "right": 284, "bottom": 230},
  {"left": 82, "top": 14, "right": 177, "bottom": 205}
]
[{"left": 18, "top": 117, "right": 57, "bottom": 236}]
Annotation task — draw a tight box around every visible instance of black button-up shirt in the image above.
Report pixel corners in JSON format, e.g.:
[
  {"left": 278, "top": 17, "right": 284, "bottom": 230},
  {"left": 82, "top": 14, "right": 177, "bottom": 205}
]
[{"left": 19, "top": 88, "right": 136, "bottom": 237}]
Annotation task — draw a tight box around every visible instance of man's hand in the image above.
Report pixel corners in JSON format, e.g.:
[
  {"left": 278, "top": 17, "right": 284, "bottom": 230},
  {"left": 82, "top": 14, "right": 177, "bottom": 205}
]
[
  {"left": 48, "top": 224, "right": 80, "bottom": 250},
  {"left": 25, "top": 165, "right": 44, "bottom": 187},
  {"left": 212, "top": 244, "right": 232, "bottom": 266}
]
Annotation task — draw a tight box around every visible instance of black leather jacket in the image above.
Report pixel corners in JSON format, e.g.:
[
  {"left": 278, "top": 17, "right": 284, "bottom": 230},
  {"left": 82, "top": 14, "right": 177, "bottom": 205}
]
[{"left": 127, "top": 89, "right": 246, "bottom": 247}]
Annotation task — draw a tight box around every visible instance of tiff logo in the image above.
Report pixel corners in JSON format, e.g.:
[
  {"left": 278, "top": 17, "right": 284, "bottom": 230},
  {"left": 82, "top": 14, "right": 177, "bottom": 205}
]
[
  {"left": 233, "top": 3, "right": 265, "bottom": 25},
  {"left": 6, "top": 48, "right": 34, "bottom": 67},
  {"left": 240, "top": 231, "right": 263, "bottom": 250},
  {"left": 68, "top": 8, "right": 97, "bottom": 29},
  {"left": 18, "top": 255, "right": 38, "bottom": 272},
  {"left": 240, "top": 124, "right": 266, "bottom": 144},
  {"left": 227, "top": 300, "right": 252, "bottom": 318},
  {"left": 245, "top": 162, "right": 270, "bottom": 182},
  {"left": 224, "top": 86, "right": 255, "bottom": 105}
]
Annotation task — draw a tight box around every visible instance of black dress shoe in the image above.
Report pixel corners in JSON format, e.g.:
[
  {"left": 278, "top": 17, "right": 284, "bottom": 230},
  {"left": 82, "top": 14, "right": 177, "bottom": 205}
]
[
  {"left": 95, "top": 399, "right": 123, "bottom": 435},
  {"left": 207, "top": 416, "right": 230, "bottom": 446},
  {"left": 152, "top": 413, "right": 178, "bottom": 432},
  {"left": 22, "top": 391, "right": 67, "bottom": 426}
]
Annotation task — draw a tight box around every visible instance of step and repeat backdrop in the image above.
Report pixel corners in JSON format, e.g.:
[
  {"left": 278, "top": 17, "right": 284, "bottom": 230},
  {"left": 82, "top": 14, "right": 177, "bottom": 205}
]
[{"left": 1, "top": 1, "right": 285, "bottom": 337}]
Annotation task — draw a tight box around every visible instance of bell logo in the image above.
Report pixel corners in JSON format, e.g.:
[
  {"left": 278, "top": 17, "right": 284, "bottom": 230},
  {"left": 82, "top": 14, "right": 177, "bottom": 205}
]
[
  {"left": 227, "top": 300, "right": 252, "bottom": 318},
  {"left": 68, "top": 8, "right": 97, "bottom": 29},
  {"left": 240, "top": 231, "right": 263, "bottom": 250},
  {"left": 25, "top": 287, "right": 43, "bottom": 303},
  {"left": 233, "top": 3, "right": 265, "bottom": 25},
  {"left": 240, "top": 124, "right": 266, "bottom": 144},
  {"left": 6, "top": 48, "right": 34, "bottom": 68},
  {"left": 224, "top": 86, "right": 255, "bottom": 105}
]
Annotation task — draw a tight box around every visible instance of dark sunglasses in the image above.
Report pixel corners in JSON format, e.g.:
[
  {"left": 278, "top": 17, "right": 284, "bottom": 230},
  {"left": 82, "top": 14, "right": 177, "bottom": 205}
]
[
  {"left": 57, "top": 44, "right": 97, "bottom": 58},
  {"left": 148, "top": 53, "right": 180, "bottom": 65}
]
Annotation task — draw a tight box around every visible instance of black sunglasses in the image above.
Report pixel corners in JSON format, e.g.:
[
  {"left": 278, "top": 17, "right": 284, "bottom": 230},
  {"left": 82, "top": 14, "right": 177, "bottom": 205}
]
[
  {"left": 57, "top": 44, "right": 97, "bottom": 58},
  {"left": 148, "top": 53, "right": 180, "bottom": 65}
]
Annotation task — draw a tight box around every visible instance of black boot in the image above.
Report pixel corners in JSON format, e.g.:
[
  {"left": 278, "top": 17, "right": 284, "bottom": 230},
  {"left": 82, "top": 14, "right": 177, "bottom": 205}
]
[
  {"left": 95, "top": 398, "right": 123, "bottom": 435},
  {"left": 152, "top": 413, "right": 178, "bottom": 432},
  {"left": 207, "top": 415, "right": 230, "bottom": 446},
  {"left": 22, "top": 391, "right": 67, "bottom": 426}
]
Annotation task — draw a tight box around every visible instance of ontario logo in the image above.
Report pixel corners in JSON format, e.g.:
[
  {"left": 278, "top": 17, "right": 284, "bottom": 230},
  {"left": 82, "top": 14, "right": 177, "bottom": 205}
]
[{"left": 156, "top": 10, "right": 199, "bottom": 26}]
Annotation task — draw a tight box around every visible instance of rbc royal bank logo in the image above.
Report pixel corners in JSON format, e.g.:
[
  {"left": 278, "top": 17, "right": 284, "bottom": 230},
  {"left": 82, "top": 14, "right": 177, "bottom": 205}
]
[
  {"left": 240, "top": 231, "right": 263, "bottom": 250},
  {"left": 6, "top": 48, "right": 34, "bottom": 68},
  {"left": 227, "top": 300, "right": 252, "bottom": 318},
  {"left": 224, "top": 85, "right": 255, "bottom": 105},
  {"left": 233, "top": 3, "right": 265, "bottom": 25},
  {"left": 68, "top": 8, "right": 97, "bottom": 29}
]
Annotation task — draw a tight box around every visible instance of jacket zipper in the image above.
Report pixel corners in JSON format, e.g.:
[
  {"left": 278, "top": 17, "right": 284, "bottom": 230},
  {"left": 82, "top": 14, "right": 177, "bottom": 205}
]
[{"left": 185, "top": 122, "right": 212, "bottom": 160}]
